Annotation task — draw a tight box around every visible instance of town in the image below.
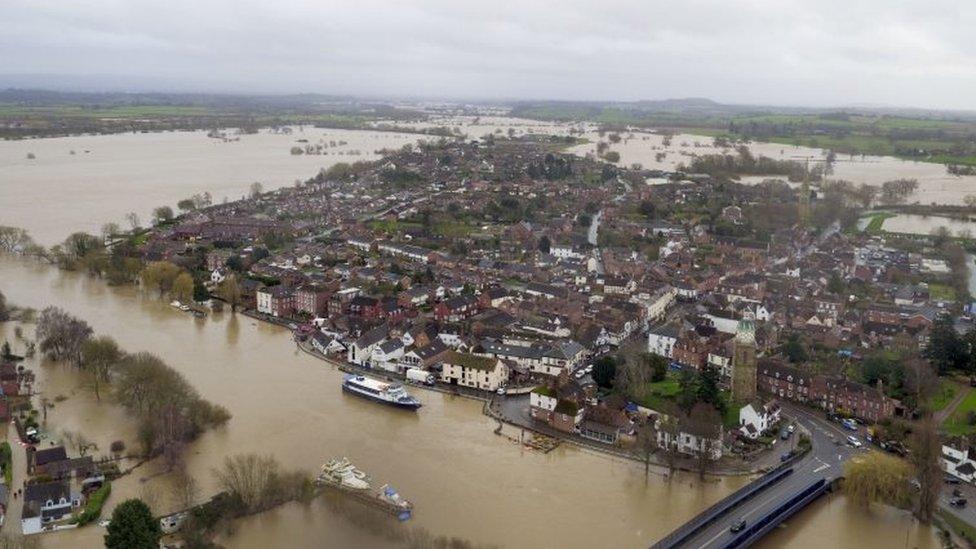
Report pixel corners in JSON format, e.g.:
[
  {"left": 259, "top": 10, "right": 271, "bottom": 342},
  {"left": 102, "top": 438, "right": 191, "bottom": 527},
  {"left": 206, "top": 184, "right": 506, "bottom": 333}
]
[
  {"left": 6, "top": 119, "right": 976, "bottom": 544},
  {"left": 116, "top": 133, "right": 976, "bottom": 478}
]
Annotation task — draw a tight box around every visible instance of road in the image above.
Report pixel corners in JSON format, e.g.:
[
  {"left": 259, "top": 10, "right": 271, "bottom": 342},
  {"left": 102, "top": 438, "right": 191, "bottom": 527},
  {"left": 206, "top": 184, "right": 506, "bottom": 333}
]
[{"left": 673, "top": 403, "right": 862, "bottom": 548}]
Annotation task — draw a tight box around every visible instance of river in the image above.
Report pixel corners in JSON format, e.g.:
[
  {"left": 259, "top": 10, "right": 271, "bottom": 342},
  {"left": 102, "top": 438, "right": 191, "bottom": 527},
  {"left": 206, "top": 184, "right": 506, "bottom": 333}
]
[
  {"left": 0, "top": 117, "right": 945, "bottom": 547},
  {"left": 0, "top": 127, "right": 421, "bottom": 245},
  {"left": 0, "top": 259, "right": 938, "bottom": 548}
]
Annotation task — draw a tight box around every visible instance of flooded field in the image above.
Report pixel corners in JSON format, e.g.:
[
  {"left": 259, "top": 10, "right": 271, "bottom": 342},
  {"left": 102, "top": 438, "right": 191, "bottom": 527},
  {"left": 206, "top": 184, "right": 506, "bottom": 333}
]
[
  {"left": 0, "top": 127, "right": 421, "bottom": 245},
  {"left": 881, "top": 213, "right": 976, "bottom": 237},
  {"left": 0, "top": 259, "right": 939, "bottom": 548},
  {"left": 400, "top": 115, "right": 976, "bottom": 208}
]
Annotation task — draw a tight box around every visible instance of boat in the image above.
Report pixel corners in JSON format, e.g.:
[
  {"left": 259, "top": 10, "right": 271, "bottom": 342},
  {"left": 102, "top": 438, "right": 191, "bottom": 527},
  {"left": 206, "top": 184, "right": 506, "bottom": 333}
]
[
  {"left": 342, "top": 374, "right": 422, "bottom": 410},
  {"left": 169, "top": 300, "right": 182, "bottom": 308},
  {"left": 378, "top": 484, "right": 414, "bottom": 521},
  {"left": 179, "top": 304, "right": 191, "bottom": 312},
  {"left": 315, "top": 458, "right": 414, "bottom": 519},
  {"left": 318, "top": 457, "right": 371, "bottom": 490}
]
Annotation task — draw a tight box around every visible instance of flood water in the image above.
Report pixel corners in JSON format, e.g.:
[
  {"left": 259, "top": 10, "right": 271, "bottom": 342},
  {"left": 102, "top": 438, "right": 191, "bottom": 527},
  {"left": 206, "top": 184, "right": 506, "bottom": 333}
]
[
  {"left": 0, "top": 259, "right": 939, "bottom": 548},
  {"left": 0, "top": 128, "right": 421, "bottom": 245},
  {"left": 0, "top": 116, "right": 946, "bottom": 547},
  {"left": 397, "top": 115, "right": 976, "bottom": 207},
  {"left": 881, "top": 213, "right": 976, "bottom": 237}
]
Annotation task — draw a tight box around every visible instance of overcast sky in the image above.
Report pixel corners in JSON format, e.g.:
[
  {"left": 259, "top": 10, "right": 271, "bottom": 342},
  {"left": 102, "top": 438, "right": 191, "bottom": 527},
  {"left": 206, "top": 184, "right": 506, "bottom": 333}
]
[{"left": 3, "top": 0, "right": 976, "bottom": 109}]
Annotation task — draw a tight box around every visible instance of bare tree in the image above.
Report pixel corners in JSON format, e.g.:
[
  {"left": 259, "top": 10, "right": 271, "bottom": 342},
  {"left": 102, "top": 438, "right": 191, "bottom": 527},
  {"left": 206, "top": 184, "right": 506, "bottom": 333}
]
[
  {"left": 125, "top": 212, "right": 140, "bottom": 231},
  {"left": 909, "top": 416, "right": 942, "bottom": 523},
  {"left": 686, "top": 403, "right": 723, "bottom": 479},
  {"left": 81, "top": 335, "right": 124, "bottom": 400},
  {"left": 100, "top": 222, "right": 121, "bottom": 240},
  {"left": 634, "top": 418, "right": 658, "bottom": 478},
  {"left": 36, "top": 306, "right": 93, "bottom": 365},
  {"left": 217, "top": 275, "right": 242, "bottom": 312},
  {"left": 657, "top": 413, "right": 681, "bottom": 476},
  {"left": 214, "top": 453, "right": 306, "bottom": 513},
  {"left": 173, "top": 467, "right": 200, "bottom": 511}
]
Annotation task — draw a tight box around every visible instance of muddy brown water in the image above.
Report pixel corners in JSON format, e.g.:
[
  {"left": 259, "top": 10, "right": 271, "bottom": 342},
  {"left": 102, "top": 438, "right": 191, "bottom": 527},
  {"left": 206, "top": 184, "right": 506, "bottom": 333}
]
[{"left": 0, "top": 259, "right": 938, "bottom": 548}]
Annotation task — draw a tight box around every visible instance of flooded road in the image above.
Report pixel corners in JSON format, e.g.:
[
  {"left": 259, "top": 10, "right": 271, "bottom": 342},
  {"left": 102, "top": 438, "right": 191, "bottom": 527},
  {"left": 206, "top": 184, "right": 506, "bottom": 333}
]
[
  {"left": 0, "top": 127, "right": 420, "bottom": 245},
  {"left": 0, "top": 258, "right": 939, "bottom": 548}
]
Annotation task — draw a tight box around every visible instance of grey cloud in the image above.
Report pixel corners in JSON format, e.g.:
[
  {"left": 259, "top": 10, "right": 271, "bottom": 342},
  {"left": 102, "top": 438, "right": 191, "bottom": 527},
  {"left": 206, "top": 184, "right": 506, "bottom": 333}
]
[{"left": 2, "top": 0, "right": 976, "bottom": 108}]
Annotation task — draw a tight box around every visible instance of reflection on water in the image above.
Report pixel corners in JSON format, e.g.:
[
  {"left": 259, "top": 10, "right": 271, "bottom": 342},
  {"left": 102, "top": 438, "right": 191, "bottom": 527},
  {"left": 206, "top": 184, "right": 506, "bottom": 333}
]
[{"left": 0, "top": 258, "right": 939, "bottom": 548}]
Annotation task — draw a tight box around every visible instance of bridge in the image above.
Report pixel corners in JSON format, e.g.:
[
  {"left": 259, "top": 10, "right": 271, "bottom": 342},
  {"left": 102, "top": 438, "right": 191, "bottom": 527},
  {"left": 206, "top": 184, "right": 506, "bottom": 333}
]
[{"left": 652, "top": 405, "right": 858, "bottom": 549}]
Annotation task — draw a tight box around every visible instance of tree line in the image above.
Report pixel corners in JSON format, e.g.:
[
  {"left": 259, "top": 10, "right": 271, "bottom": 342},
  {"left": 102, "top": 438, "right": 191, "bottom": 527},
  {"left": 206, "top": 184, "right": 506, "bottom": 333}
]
[{"left": 34, "top": 306, "right": 231, "bottom": 467}]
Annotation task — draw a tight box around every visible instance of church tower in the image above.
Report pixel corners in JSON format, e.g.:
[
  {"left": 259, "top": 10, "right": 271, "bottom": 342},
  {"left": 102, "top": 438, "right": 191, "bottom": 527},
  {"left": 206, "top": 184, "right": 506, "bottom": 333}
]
[{"left": 732, "top": 312, "right": 758, "bottom": 404}]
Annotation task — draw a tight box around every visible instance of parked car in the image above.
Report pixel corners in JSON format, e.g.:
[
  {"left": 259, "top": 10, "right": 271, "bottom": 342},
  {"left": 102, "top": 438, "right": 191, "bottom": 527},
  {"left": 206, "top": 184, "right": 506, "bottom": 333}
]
[
  {"left": 945, "top": 475, "right": 962, "bottom": 485},
  {"left": 846, "top": 435, "right": 862, "bottom": 448},
  {"left": 730, "top": 519, "right": 747, "bottom": 533},
  {"left": 951, "top": 497, "right": 968, "bottom": 507},
  {"left": 841, "top": 419, "right": 858, "bottom": 431},
  {"left": 788, "top": 424, "right": 796, "bottom": 434},
  {"left": 953, "top": 488, "right": 964, "bottom": 498},
  {"left": 780, "top": 451, "right": 794, "bottom": 462},
  {"left": 780, "top": 428, "right": 790, "bottom": 440}
]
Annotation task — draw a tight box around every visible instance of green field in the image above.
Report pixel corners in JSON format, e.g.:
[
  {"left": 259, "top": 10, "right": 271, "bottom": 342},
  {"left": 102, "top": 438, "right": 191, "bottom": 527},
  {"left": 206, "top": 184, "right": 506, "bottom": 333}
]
[
  {"left": 863, "top": 212, "right": 896, "bottom": 234},
  {"left": 928, "top": 283, "right": 958, "bottom": 302},
  {"left": 942, "top": 389, "right": 976, "bottom": 436},
  {"left": 636, "top": 377, "right": 681, "bottom": 412},
  {"left": 930, "top": 380, "right": 960, "bottom": 412}
]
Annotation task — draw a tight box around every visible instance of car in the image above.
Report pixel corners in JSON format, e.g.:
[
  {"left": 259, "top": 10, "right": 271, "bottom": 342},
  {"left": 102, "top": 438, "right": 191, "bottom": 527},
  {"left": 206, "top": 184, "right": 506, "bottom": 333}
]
[
  {"left": 496, "top": 387, "right": 506, "bottom": 396},
  {"left": 841, "top": 419, "right": 858, "bottom": 431},
  {"left": 730, "top": 519, "right": 747, "bottom": 533},
  {"left": 846, "top": 435, "right": 862, "bottom": 448},
  {"left": 951, "top": 497, "right": 968, "bottom": 507},
  {"left": 945, "top": 475, "right": 962, "bottom": 485},
  {"left": 780, "top": 451, "right": 794, "bottom": 462},
  {"left": 788, "top": 424, "right": 796, "bottom": 434},
  {"left": 953, "top": 488, "right": 964, "bottom": 498},
  {"left": 780, "top": 428, "right": 790, "bottom": 440}
]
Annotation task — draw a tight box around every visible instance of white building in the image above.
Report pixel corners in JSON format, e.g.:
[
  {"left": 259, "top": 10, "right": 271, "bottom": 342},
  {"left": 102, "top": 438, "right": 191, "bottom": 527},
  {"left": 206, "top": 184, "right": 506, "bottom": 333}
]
[
  {"left": 439, "top": 351, "right": 509, "bottom": 391},
  {"left": 551, "top": 243, "right": 584, "bottom": 260},
  {"left": 210, "top": 269, "right": 226, "bottom": 284},
  {"left": 738, "top": 400, "right": 781, "bottom": 440},
  {"left": 647, "top": 326, "right": 679, "bottom": 359},
  {"left": 657, "top": 421, "right": 723, "bottom": 461},
  {"left": 943, "top": 444, "right": 976, "bottom": 483}
]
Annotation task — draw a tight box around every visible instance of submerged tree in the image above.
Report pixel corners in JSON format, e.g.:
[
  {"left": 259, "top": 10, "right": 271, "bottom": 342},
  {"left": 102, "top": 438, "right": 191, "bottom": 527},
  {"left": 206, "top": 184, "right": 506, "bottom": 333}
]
[
  {"left": 216, "top": 275, "right": 242, "bottom": 312},
  {"left": 80, "top": 335, "right": 124, "bottom": 400},
  {"left": 35, "top": 306, "right": 92, "bottom": 365},
  {"left": 843, "top": 451, "right": 912, "bottom": 509}
]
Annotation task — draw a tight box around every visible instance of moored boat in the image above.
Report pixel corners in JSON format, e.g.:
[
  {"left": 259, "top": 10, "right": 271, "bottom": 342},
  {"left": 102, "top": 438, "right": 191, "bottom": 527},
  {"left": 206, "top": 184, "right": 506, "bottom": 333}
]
[{"left": 342, "top": 374, "right": 422, "bottom": 410}]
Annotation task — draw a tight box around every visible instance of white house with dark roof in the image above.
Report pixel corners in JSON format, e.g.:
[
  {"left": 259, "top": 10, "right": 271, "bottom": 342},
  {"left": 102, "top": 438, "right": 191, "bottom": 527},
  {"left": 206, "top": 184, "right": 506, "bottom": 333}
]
[
  {"left": 738, "top": 400, "right": 781, "bottom": 440},
  {"left": 943, "top": 444, "right": 976, "bottom": 483}
]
